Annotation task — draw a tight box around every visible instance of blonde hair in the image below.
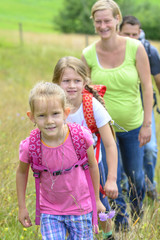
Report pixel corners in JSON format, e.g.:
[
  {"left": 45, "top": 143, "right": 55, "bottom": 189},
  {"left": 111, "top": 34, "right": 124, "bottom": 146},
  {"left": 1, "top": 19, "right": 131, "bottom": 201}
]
[
  {"left": 29, "top": 82, "right": 67, "bottom": 113},
  {"left": 91, "top": 0, "right": 122, "bottom": 31},
  {"left": 52, "top": 56, "right": 90, "bottom": 85}
]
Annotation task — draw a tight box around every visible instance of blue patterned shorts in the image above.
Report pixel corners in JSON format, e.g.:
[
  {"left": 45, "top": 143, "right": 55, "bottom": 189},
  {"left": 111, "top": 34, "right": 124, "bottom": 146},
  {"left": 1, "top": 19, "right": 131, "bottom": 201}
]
[{"left": 41, "top": 212, "right": 93, "bottom": 240}]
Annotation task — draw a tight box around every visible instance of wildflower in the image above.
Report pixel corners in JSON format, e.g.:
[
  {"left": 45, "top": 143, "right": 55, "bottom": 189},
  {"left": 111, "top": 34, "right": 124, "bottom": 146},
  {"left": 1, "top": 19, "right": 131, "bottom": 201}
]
[
  {"left": 23, "top": 228, "right": 27, "bottom": 231},
  {"left": 99, "top": 210, "right": 115, "bottom": 221},
  {"left": 99, "top": 212, "right": 107, "bottom": 221},
  {"left": 108, "top": 210, "right": 116, "bottom": 219}
]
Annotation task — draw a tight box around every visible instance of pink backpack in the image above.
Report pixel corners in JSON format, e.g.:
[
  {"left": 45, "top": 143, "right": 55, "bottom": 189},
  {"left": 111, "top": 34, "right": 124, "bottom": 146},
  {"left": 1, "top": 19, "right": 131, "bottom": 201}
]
[{"left": 29, "top": 123, "right": 98, "bottom": 233}]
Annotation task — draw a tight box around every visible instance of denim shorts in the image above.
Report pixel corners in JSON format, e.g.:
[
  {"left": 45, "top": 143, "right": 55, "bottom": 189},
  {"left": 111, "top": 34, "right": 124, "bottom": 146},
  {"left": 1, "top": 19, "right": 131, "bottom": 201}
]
[{"left": 41, "top": 212, "right": 93, "bottom": 240}]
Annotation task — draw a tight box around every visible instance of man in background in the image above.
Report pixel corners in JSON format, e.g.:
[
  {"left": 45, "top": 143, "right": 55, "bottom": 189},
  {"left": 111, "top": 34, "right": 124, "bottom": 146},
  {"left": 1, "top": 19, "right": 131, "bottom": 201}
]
[{"left": 119, "top": 15, "right": 160, "bottom": 200}]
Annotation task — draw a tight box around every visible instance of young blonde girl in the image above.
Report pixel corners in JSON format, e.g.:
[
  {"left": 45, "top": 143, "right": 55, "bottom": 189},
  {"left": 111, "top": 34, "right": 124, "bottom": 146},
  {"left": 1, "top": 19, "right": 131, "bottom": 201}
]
[
  {"left": 16, "top": 82, "right": 105, "bottom": 239},
  {"left": 52, "top": 56, "right": 118, "bottom": 240}
]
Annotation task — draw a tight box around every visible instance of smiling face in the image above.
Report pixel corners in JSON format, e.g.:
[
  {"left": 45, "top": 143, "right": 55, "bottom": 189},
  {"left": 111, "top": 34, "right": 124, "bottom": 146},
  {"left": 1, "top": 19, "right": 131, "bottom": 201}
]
[
  {"left": 28, "top": 96, "right": 69, "bottom": 142},
  {"left": 60, "top": 67, "right": 85, "bottom": 105},
  {"left": 94, "top": 9, "right": 119, "bottom": 39}
]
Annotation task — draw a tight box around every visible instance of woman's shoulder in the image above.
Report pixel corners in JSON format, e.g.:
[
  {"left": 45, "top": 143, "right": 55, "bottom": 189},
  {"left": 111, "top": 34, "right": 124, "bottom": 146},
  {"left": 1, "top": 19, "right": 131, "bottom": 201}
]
[
  {"left": 83, "top": 41, "right": 97, "bottom": 54},
  {"left": 124, "top": 37, "right": 141, "bottom": 59},
  {"left": 126, "top": 37, "right": 140, "bottom": 48}
]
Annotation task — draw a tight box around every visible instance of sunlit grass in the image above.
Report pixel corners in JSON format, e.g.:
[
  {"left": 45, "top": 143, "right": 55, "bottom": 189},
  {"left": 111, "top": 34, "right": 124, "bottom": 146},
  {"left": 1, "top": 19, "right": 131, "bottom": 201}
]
[{"left": 0, "top": 30, "right": 160, "bottom": 239}]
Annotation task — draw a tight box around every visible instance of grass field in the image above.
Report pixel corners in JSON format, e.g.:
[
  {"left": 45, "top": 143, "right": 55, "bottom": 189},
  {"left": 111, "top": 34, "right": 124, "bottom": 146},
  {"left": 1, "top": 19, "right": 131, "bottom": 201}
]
[
  {"left": 0, "top": 29, "right": 160, "bottom": 239},
  {"left": 0, "top": 0, "right": 63, "bottom": 33}
]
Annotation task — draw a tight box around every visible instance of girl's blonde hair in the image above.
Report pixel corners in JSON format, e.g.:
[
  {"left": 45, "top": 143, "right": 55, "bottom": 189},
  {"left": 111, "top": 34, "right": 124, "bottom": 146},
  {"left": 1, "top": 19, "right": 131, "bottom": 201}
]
[
  {"left": 52, "top": 56, "right": 90, "bottom": 85},
  {"left": 91, "top": 0, "right": 122, "bottom": 31},
  {"left": 29, "top": 82, "right": 67, "bottom": 113}
]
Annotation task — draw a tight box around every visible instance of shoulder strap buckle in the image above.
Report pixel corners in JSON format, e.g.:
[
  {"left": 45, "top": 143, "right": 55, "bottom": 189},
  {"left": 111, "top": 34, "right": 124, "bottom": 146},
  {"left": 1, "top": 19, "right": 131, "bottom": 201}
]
[{"left": 82, "top": 162, "right": 89, "bottom": 170}]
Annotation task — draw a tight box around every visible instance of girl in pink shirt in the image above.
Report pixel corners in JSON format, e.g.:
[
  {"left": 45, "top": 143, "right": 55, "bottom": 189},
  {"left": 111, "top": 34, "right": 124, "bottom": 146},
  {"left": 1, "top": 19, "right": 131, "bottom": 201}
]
[{"left": 16, "top": 82, "right": 105, "bottom": 239}]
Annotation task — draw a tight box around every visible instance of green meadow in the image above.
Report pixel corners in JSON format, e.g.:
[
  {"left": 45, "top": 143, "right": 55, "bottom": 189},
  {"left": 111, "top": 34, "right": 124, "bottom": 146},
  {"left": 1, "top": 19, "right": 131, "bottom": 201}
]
[
  {"left": 0, "top": 29, "right": 160, "bottom": 239},
  {"left": 0, "top": 0, "right": 160, "bottom": 239},
  {"left": 0, "top": 0, "right": 63, "bottom": 32}
]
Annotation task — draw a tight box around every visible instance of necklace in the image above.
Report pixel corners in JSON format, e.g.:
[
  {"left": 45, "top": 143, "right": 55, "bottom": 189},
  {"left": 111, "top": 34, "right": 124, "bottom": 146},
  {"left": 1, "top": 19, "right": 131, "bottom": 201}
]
[{"left": 43, "top": 124, "right": 66, "bottom": 189}]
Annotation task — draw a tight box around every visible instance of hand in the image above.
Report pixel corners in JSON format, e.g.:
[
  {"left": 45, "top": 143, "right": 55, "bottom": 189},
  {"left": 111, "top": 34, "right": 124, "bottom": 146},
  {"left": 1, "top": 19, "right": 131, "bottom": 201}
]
[
  {"left": 18, "top": 207, "right": 32, "bottom": 228},
  {"left": 96, "top": 199, "right": 106, "bottom": 214},
  {"left": 138, "top": 125, "right": 151, "bottom": 147},
  {"left": 103, "top": 179, "right": 118, "bottom": 199}
]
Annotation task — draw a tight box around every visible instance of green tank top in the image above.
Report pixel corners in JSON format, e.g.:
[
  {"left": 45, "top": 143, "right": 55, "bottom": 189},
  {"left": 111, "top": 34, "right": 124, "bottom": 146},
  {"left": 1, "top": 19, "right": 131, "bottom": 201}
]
[{"left": 83, "top": 38, "right": 143, "bottom": 132}]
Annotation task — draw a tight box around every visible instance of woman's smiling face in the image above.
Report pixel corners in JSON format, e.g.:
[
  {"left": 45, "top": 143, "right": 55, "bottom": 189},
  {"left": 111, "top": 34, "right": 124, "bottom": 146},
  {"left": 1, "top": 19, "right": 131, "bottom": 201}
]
[{"left": 94, "top": 9, "right": 119, "bottom": 39}]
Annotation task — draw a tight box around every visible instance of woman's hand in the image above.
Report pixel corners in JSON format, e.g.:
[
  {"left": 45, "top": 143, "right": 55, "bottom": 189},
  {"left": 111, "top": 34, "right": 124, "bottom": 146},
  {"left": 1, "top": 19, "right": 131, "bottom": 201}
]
[
  {"left": 138, "top": 125, "right": 151, "bottom": 147},
  {"left": 103, "top": 179, "right": 118, "bottom": 199}
]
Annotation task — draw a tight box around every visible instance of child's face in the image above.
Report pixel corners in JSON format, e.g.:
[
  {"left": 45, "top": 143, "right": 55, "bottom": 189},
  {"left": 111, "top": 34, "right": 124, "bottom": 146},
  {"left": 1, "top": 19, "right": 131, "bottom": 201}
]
[
  {"left": 29, "top": 96, "right": 69, "bottom": 142},
  {"left": 60, "top": 67, "right": 85, "bottom": 103}
]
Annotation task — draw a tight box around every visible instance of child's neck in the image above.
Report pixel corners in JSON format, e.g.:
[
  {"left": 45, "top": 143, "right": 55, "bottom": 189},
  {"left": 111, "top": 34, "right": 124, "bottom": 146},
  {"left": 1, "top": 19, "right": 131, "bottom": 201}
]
[
  {"left": 41, "top": 124, "right": 68, "bottom": 147},
  {"left": 70, "top": 97, "right": 82, "bottom": 114}
]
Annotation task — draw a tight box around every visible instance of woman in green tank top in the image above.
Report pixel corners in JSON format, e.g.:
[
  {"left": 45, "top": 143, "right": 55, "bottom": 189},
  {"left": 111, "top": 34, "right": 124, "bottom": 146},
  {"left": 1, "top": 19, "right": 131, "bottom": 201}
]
[{"left": 82, "top": 0, "right": 153, "bottom": 234}]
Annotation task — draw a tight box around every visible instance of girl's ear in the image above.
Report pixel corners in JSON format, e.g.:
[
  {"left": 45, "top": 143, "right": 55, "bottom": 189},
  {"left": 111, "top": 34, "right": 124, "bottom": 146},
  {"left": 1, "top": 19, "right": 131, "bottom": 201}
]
[
  {"left": 27, "top": 111, "right": 35, "bottom": 123},
  {"left": 64, "top": 107, "right": 70, "bottom": 120}
]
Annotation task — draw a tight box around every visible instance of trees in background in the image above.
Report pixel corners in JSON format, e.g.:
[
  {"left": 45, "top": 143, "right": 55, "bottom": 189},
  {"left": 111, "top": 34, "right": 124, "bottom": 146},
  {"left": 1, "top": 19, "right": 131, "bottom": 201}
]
[
  {"left": 54, "top": 0, "right": 95, "bottom": 34},
  {"left": 135, "top": 1, "right": 160, "bottom": 40},
  {"left": 54, "top": 0, "right": 160, "bottom": 40}
]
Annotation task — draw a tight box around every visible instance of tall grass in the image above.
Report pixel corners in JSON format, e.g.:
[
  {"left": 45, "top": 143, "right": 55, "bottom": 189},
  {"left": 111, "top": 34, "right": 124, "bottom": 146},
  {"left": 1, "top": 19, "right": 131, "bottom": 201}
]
[{"left": 0, "top": 30, "right": 160, "bottom": 239}]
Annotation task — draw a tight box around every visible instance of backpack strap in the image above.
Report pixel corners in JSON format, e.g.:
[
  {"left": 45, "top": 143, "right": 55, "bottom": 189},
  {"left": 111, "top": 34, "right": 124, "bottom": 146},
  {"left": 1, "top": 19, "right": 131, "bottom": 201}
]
[
  {"left": 29, "top": 128, "right": 42, "bottom": 225},
  {"left": 141, "top": 39, "right": 151, "bottom": 59},
  {"left": 82, "top": 85, "right": 106, "bottom": 162},
  {"left": 68, "top": 123, "right": 98, "bottom": 234},
  {"left": 82, "top": 91, "right": 101, "bottom": 161}
]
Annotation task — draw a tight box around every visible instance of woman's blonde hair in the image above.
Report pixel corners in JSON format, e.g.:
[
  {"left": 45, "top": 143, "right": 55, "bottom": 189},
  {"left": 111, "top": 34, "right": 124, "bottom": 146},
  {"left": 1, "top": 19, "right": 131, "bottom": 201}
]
[
  {"left": 91, "top": 0, "right": 122, "bottom": 31},
  {"left": 29, "top": 82, "right": 67, "bottom": 113}
]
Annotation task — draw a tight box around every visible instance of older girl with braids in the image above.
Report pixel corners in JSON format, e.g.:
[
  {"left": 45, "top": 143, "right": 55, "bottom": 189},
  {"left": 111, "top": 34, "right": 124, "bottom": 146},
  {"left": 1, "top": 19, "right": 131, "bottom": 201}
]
[{"left": 52, "top": 56, "right": 118, "bottom": 240}]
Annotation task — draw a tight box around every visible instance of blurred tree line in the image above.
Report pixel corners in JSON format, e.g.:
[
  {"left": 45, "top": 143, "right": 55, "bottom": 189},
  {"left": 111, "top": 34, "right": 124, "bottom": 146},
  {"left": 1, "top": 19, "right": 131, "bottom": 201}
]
[{"left": 54, "top": 0, "right": 160, "bottom": 40}]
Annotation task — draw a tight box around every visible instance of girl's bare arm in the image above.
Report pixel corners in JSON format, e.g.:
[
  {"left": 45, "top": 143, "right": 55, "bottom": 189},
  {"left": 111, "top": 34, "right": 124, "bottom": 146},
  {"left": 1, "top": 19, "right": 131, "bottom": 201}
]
[
  {"left": 99, "top": 124, "right": 118, "bottom": 199},
  {"left": 87, "top": 145, "right": 106, "bottom": 213},
  {"left": 16, "top": 161, "right": 32, "bottom": 227}
]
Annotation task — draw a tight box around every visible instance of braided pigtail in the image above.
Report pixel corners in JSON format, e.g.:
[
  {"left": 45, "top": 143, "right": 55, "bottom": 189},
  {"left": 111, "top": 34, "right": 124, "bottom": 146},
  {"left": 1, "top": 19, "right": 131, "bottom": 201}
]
[
  {"left": 84, "top": 84, "right": 116, "bottom": 140},
  {"left": 85, "top": 85, "right": 106, "bottom": 107}
]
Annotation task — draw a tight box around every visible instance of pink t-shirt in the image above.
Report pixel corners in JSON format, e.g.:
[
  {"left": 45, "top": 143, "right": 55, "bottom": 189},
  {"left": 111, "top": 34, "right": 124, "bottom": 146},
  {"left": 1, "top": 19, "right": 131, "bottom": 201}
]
[{"left": 19, "top": 127, "right": 94, "bottom": 216}]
